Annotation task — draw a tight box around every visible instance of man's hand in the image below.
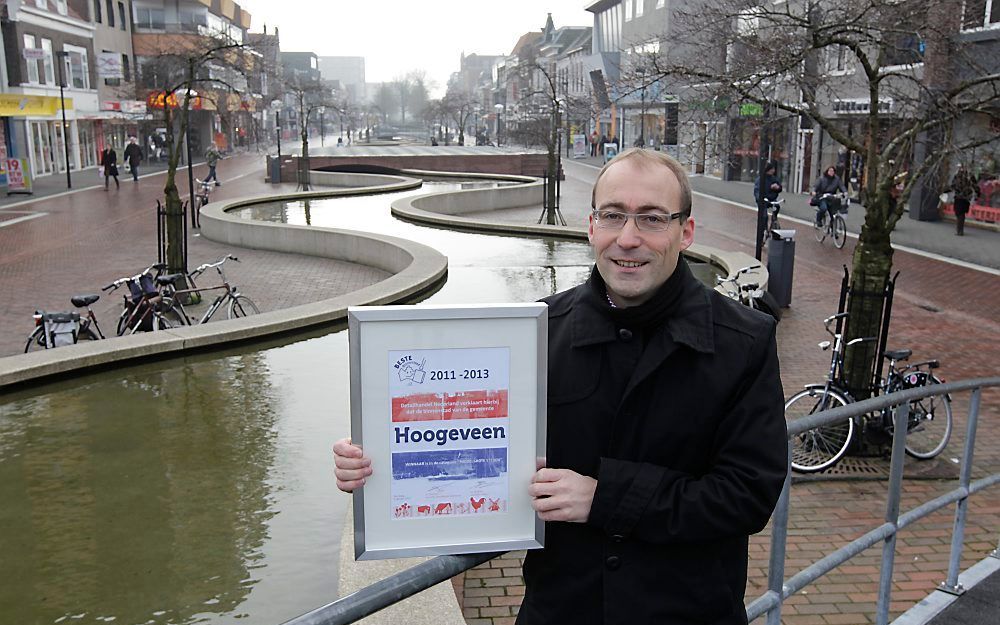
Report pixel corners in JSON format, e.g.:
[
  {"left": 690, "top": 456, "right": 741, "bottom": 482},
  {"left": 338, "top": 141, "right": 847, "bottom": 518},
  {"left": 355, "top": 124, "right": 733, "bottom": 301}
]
[
  {"left": 333, "top": 437, "right": 372, "bottom": 493},
  {"left": 528, "top": 468, "right": 597, "bottom": 523}
]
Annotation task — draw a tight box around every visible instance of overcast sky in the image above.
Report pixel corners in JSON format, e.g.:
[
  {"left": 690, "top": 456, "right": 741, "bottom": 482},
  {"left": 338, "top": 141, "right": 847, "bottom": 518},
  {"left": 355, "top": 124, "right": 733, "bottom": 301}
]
[{"left": 237, "top": 0, "right": 594, "bottom": 95}]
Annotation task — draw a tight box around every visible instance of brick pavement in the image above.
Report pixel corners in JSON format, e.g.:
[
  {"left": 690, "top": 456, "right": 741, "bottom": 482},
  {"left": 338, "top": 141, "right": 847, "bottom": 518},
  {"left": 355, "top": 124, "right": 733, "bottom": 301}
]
[{"left": 0, "top": 152, "right": 388, "bottom": 356}]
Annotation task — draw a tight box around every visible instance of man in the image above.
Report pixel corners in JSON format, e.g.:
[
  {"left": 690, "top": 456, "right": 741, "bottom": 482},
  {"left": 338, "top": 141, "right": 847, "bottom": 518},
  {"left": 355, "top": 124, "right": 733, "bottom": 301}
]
[
  {"left": 335, "top": 149, "right": 787, "bottom": 624},
  {"left": 123, "top": 136, "right": 143, "bottom": 182},
  {"left": 204, "top": 143, "right": 222, "bottom": 186},
  {"left": 949, "top": 163, "right": 977, "bottom": 236},
  {"left": 754, "top": 160, "right": 783, "bottom": 205}
]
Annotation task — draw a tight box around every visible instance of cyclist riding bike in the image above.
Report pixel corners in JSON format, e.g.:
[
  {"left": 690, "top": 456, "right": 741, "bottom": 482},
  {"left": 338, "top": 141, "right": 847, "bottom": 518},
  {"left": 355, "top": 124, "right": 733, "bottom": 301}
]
[
  {"left": 811, "top": 165, "right": 847, "bottom": 226},
  {"left": 754, "top": 160, "right": 783, "bottom": 208}
]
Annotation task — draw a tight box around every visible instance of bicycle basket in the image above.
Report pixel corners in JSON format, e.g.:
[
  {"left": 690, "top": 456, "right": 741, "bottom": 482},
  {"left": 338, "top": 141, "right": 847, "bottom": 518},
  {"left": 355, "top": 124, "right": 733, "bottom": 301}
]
[
  {"left": 127, "top": 273, "right": 158, "bottom": 304},
  {"left": 42, "top": 312, "right": 80, "bottom": 348}
]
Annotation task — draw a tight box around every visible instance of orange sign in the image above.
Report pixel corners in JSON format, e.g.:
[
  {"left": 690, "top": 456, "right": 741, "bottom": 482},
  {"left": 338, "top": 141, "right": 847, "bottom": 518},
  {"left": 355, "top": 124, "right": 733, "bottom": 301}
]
[{"left": 146, "top": 91, "right": 202, "bottom": 110}]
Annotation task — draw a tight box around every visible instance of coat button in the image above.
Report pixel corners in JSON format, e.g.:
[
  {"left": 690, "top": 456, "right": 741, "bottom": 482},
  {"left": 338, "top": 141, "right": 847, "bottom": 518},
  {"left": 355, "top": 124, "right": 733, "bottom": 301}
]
[
  {"left": 618, "top": 328, "right": 633, "bottom": 341},
  {"left": 605, "top": 555, "right": 621, "bottom": 570},
  {"left": 611, "top": 534, "right": 624, "bottom": 543}
]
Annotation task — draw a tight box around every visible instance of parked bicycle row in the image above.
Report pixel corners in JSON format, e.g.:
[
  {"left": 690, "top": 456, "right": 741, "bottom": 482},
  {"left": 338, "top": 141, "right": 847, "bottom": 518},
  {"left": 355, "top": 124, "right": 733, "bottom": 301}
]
[{"left": 25, "top": 255, "right": 260, "bottom": 353}]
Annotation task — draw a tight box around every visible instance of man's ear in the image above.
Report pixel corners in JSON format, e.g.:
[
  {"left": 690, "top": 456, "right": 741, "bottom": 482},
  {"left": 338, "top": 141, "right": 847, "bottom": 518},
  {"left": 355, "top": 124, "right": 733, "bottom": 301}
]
[
  {"left": 679, "top": 217, "right": 696, "bottom": 251},
  {"left": 587, "top": 212, "right": 595, "bottom": 244}
]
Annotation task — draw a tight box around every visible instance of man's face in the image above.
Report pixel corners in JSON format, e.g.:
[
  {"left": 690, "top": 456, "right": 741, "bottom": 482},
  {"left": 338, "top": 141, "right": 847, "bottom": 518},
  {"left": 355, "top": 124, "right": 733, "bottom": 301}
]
[{"left": 589, "top": 158, "right": 695, "bottom": 308}]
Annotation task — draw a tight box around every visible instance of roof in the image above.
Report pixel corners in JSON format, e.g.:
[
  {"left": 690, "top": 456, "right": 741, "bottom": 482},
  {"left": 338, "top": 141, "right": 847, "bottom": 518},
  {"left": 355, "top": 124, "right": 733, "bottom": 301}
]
[{"left": 511, "top": 31, "right": 543, "bottom": 56}]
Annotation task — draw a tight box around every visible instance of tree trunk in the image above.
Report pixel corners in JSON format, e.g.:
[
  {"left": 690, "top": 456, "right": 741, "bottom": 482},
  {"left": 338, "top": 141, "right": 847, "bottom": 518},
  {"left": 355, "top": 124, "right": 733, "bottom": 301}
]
[
  {"left": 163, "top": 103, "right": 187, "bottom": 275},
  {"left": 843, "top": 194, "right": 895, "bottom": 401}
]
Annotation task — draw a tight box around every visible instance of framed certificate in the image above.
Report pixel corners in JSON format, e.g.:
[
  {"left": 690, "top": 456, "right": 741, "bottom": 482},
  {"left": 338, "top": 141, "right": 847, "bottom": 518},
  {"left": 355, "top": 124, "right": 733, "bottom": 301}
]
[{"left": 348, "top": 303, "right": 547, "bottom": 560}]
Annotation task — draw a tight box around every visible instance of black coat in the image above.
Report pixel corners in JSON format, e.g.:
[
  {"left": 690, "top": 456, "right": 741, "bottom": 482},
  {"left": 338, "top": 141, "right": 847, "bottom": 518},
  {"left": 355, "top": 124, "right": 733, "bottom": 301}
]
[
  {"left": 754, "top": 173, "right": 783, "bottom": 203},
  {"left": 123, "top": 143, "right": 143, "bottom": 166},
  {"left": 518, "top": 262, "right": 787, "bottom": 625},
  {"left": 100, "top": 149, "right": 118, "bottom": 176}
]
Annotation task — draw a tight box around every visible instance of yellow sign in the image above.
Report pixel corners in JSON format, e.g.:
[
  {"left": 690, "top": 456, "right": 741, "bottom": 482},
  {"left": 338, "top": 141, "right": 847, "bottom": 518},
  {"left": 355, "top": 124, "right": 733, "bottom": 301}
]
[{"left": 0, "top": 94, "right": 73, "bottom": 117}]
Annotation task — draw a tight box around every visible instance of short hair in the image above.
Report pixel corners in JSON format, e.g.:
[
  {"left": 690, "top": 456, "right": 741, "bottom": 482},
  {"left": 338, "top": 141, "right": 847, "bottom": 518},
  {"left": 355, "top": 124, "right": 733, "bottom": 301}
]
[{"left": 591, "top": 148, "right": 693, "bottom": 217}]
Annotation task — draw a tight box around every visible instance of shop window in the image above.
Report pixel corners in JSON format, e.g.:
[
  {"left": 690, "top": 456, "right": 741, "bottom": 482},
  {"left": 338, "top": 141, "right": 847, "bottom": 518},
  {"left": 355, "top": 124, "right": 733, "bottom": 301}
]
[{"left": 23, "top": 34, "right": 40, "bottom": 84}]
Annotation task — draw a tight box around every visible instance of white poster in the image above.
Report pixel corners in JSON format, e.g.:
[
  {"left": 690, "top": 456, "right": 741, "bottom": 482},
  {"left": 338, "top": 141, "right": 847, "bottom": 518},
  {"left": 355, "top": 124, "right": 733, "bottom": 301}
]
[
  {"left": 387, "top": 347, "right": 510, "bottom": 520},
  {"left": 572, "top": 134, "right": 588, "bottom": 158}
]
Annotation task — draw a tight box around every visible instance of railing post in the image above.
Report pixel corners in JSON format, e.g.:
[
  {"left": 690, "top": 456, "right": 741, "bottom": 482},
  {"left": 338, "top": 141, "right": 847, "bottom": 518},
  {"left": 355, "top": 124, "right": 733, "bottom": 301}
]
[
  {"left": 875, "top": 402, "right": 909, "bottom": 625},
  {"left": 940, "top": 387, "right": 983, "bottom": 594},
  {"left": 765, "top": 448, "right": 792, "bottom": 625}
]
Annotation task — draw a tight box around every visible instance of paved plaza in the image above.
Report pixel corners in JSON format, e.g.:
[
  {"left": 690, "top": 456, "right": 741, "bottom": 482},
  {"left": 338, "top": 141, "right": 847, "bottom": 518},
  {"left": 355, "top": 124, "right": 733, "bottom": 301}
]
[{"left": 0, "top": 146, "right": 997, "bottom": 624}]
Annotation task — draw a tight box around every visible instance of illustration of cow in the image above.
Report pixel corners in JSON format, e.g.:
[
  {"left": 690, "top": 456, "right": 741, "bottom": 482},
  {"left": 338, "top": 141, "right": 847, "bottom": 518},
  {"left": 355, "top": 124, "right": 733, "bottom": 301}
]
[
  {"left": 488, "top": 498, "right": 501, "bottom": 512},
  {"left": 470, "top": 497, "right": 486, "bottom": 512},
  {"left": 417, "top": 505, "right": 431, "bottom": 515},
  {"left": 433, "top": 502, "right": 453, "bottom": 515}
]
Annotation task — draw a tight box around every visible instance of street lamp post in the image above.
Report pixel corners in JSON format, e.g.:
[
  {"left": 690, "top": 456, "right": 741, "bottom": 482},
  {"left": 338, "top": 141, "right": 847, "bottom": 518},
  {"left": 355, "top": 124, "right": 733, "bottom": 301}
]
[
  {"left": 54, "top": 50, "right": 72, "bottom": 188},
  {"left": 319, "top": 108, "right": 325, "bottom": 147},
  {"left": 494, "top": 103, "right": 504, "bottom": 147},
  {"left": 276, "top": 111, "right": 282, "bottom": 159}
]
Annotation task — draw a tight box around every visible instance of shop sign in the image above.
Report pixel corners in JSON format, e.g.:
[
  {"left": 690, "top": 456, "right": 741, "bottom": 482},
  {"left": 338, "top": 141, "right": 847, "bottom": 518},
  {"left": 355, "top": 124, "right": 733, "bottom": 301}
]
[
  {"left": 22, "top": 48, "right": 47, "bottom": 61},
  {"left": 6, "top": 158, "right": 32, "bottom": 194},
  {"left": 740, "top": 103, "right": 764, "bottom": 117},
  {"left": 102, "top": 100, "right": 148, "bottom": 114},
  {"left": 832, "top": 98, "right": 894, "bottom": 115},
  {"left": 0, "top": 94, "right": 73, "bottom": 117},
  {"left": 146, "top": 91, "right": 202, "bottom": 110}
]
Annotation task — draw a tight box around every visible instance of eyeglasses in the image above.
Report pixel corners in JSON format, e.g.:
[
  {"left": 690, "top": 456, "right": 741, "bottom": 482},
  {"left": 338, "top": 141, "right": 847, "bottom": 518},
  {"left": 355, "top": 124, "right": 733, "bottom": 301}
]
[{"left": 591, "top": 209, "right": 687, "bottom": 232}]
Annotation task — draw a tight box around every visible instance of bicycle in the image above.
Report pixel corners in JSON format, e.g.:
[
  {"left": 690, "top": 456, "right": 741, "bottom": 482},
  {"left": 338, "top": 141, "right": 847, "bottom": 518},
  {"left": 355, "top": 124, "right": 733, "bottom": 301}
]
[
  {"left": 785, "top": 313, "right": 953, "bottom": 473},
  {"left": 812, "top": 192, "right": 848, "bottom": 249},
  {"left": 716, "top": 264, "right": 782, "bottom": 322},
  {"left": 104, "top": 263, "right": 176, "bottom": 335},
  {"left": 159, "top": 255, "right": 260, "bottom": 325},
  {"left": 24, "top": 294, "right": 106, "bottom": 352},
  {"left": 766, "top": 198, "right": 784, "bottom": 234}
]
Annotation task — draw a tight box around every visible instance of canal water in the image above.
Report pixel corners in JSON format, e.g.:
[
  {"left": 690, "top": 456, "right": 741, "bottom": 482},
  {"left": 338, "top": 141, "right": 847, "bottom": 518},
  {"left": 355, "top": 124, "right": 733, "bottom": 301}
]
[{"left": 0, "top": 181, "right": 718, "bottom": 625}]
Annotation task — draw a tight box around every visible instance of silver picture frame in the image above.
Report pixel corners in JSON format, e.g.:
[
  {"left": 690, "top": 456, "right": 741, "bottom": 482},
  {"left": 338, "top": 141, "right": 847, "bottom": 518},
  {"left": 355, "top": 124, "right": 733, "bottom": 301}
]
[{"left": 347, "top": 303, "right": 547, "bottom": 560}]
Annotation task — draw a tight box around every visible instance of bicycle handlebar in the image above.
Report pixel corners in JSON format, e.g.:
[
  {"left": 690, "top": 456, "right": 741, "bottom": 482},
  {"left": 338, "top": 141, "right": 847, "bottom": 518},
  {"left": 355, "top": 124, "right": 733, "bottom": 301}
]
[{"left": 190, "top": 254, "right": 239, "bottom": 277}]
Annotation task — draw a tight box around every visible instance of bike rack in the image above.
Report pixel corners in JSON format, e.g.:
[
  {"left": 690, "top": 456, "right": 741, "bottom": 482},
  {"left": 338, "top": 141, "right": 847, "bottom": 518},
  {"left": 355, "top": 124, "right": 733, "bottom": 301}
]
[{"left": 276, "top": 377, "right": 1000, "bottom": 625}]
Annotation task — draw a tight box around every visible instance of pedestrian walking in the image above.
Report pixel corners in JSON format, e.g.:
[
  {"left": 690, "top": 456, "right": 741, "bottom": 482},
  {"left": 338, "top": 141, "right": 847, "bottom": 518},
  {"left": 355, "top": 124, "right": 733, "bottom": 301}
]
[
  {"left": 335, "top": 148, "right": 787, "bottom": 625},
  {"left": 100, "top": 145, "right": 119, "bottom": 190},
  {"left": 123, "top": 136, "right": 143, "bottom": 182},
  {"left": 204, "top": 143, "right": 222, "bottom": 186},
  {"left": 590, "top": 131, "right": 599, "bottom": 157},
  {"left": 949, "top": 163, "right": 977, "bottom": 236}
]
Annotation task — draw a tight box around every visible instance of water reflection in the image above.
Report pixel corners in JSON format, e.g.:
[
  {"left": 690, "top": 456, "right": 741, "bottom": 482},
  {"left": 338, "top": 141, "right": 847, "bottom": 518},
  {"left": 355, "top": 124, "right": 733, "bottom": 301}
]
[{"left": 0, "top": 353, "right": 279, "bottom": 624}]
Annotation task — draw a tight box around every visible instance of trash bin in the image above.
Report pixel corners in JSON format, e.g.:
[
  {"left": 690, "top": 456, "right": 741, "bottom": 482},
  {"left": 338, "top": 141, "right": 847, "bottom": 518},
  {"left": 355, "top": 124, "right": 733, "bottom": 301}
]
[
  {"left": 267, "top": 156, "right": 282, "bottom": 184},
  {"left": 767, "top": 229, "right": 796, "bottom": 308}
]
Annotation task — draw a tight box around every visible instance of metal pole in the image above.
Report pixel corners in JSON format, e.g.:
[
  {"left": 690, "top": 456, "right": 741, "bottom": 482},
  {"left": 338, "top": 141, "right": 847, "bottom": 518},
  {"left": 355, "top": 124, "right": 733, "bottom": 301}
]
[
  {"left": 764, "top": 450, "right": 791, "bottom": 625},
  {"left": 55, "top": 52, "right": 71, "bottom": 188},
  {"left": 754, "top": 105, "right": 771, "bottom": 260},
  {"left": 875, "top": 402, "right": 910, "bottom": 625},
  {"left": 941, "top": 387, "right": 983, "bottom": 594},
  {"left": 320, "top": 110, "right": 324, "bottom": 147},
  {"left": 276, "top": 111, "right": 282, "bottom": 159}
]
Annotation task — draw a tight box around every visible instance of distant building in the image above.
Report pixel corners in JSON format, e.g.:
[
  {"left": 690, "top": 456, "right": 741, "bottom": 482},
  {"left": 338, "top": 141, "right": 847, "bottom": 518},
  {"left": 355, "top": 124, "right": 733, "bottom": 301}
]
[{"left": 317, "top": 56, "right": 365, "bottom": 103}]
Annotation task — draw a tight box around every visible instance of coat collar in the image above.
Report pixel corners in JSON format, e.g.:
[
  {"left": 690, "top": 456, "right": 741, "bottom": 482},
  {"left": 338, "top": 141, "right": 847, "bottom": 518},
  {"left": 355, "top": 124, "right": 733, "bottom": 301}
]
[{"left": 569, "top": 261, "right": 715, "bottom": 355}]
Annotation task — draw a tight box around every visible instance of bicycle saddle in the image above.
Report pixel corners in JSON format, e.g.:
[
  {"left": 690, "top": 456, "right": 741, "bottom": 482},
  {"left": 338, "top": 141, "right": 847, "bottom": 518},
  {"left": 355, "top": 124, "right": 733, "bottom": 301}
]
[
  {"left": 883, "top": 348, "right": 912, "bottom": 361},
  {"left": 71, "top": 294, "right": 100, "bottom": 307},
  {"left": 156, "top": 273, "right": 186, "bottom": 286}
]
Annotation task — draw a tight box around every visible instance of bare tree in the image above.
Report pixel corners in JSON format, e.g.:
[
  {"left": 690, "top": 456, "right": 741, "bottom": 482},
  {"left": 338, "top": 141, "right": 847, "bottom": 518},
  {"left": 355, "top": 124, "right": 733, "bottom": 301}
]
[
  {"left": 441, "top": 89, "right": 478, "bottom": 145},
  {"left": 282, "top": 76, "right": 335, "bottom": 190},
  {"left": 136, "top": 33, "right": 252, "bottom": 274},
  {"left": 639, "top": 0, "right": 999, "bottom": 395}
]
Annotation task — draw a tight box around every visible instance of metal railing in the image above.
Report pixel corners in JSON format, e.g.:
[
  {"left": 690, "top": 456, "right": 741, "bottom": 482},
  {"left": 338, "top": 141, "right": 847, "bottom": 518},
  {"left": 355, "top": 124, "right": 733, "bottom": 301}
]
[{"left": 280, "top": 377, "right": 1000, "bottom": 625}]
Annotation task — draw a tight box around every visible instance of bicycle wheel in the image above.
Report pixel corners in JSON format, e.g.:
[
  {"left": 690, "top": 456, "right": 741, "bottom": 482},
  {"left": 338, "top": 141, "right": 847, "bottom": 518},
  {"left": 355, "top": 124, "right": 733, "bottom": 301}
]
[
  {"left": 152, "top": 313, "right": 174, "bottom": 331},
  {"left": 228, "top": 295, "right": 260, "bottom": 319},
  {"left": 24, "top": 326, "right": 46, "bottom": 353},
  {"left": 159, "top": 297, "right": 189, "bottom": 327},
  {"left": 813, "top": 214, "right": 827, "bottom": 242},
  {"left": 832, "top": 215, "right": 847, "bottom": 249},
  {"left": 787, "top": 387, "right": 855, "bottom": 473},
  {"left": 904, "top": 375, "right": 953, "bottom": 459},
  {"left": 78, "top": 325, "right": 100, "bottom": 341}
]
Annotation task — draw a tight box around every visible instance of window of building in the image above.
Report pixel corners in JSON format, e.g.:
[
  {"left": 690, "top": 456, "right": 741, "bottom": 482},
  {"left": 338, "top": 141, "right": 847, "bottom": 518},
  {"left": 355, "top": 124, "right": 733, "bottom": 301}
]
[
  {"left": 825, "top": 44, "right": 850, "bottom": 73},
  {"left": 122, "top": 54, "right": 131, "bottom": 81},
  {"left": 625, "top": 0, "right": 633, "bottom": 21},
  {"left": 62, "top": 45, "right": 90, "bottom": 89},
  {"left": 94, "top": 0, "right": 101, "bottom": 22},
  {"left": 118, "top": 2, "right": 127, "bottom": 29},
  {"left": 55, "top": 0, "right": 68, "bottom": 14},
  {"left": 135, "top": 7, "right": 165, "bottom": 29},
  {"left": 961, "top": 0, "right": 999, "bottom": 29},
  {"left": 635, "top": 0, "right": 644, "bottom": 18},
  {"left": 106, "top": 0, "right": 115, "bottom": 27},
  {"left": 41, "top": 39, "right": 55, "bottom": 85},
  {"left": 34, "top": 0, "right": 46, "bottom": 9},
  {"left": 23, "top": 34, "right": 40, "bottom": 84},
  {"left": 657, "top": 0, "right": 665, "bottom": 7}
]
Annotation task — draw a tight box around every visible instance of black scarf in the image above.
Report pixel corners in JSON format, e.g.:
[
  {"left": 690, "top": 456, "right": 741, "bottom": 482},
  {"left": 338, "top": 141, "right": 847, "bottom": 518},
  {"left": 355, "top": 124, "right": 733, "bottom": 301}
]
[{"left": 588, "top": 257, "right": 691, "bottom": 330}]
